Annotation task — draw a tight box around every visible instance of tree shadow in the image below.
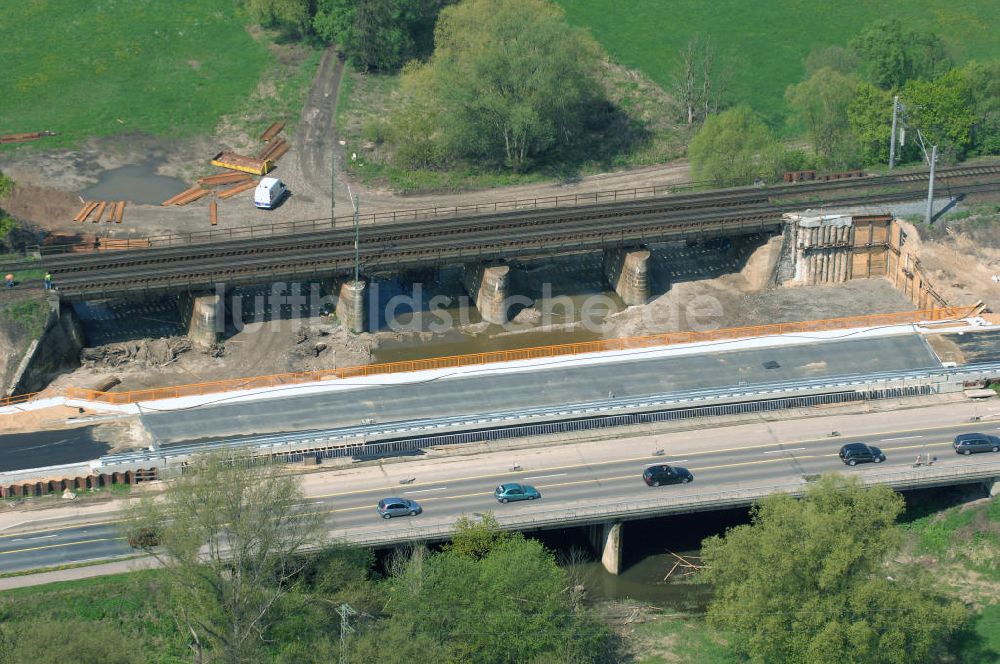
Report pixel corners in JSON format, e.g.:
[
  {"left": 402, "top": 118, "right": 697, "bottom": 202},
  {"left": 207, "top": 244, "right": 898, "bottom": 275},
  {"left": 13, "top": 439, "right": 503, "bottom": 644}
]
[
  {"left": 542, "top": 98, "right": 654, "bottom": 179},
  {"left": 947, "top": 616, "right": 999, "bottom": 663}
]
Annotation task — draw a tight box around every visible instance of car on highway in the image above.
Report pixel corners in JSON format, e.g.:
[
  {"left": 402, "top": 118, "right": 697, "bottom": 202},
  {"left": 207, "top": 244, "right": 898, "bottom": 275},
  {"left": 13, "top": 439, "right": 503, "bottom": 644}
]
[
  {"left": 838, "top": 443, "right": 886, "bottom": 466},
  {"left": 642, "top": 464, "right": 693, "bottom": 487},
  {"left": 953, "top": 433, "right": 1000, "bottom": 455},
  {"left": 377, "top": 497, "right": 422, "bottom": 519},
  {"left": 494, "top": 483, "right": 540, "bottom": 503}
]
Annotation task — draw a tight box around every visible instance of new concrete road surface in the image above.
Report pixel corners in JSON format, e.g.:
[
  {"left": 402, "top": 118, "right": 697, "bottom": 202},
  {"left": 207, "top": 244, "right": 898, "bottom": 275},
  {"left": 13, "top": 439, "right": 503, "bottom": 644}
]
[
  {"left": 143, "top": 334, "right": 940, "bottom": 444},
  {"left": 4, "top": 410, "right": 997, "bottom": 576}
]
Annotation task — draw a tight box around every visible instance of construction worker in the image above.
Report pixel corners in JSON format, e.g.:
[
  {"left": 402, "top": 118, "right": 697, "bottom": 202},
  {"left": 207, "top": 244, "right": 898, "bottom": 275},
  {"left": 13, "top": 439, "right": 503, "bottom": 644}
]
[
  {"left": 4, "top": 273, "right": 13, "bottom": 289},
  {"left": 44, "top": 272, "right": 52, "bottom": 290}
]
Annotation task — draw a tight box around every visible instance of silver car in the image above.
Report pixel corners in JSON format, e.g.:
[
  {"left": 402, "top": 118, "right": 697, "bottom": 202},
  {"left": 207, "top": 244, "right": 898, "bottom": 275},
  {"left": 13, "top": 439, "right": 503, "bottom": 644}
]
[{"left": 377, "top": 497, "right": 422, "bottom": 519}]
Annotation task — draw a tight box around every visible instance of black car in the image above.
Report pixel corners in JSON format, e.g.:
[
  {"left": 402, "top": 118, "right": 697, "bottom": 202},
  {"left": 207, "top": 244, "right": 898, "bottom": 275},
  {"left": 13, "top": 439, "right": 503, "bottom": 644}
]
[
  {"left": 643, "top": 464, "right": 694, "bottom": 487},
  {"left": 953, "top": 433, "right": 1000, "bottom": 455},
  {"left": 838, "top": 443, "right": 886, "bottom": 466}
]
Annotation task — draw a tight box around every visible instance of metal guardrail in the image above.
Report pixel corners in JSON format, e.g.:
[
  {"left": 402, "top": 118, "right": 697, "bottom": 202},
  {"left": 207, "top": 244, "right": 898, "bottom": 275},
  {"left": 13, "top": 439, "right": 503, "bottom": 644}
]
[{"left": 335, "top": 460, "right": 1000, "bottom": 547}]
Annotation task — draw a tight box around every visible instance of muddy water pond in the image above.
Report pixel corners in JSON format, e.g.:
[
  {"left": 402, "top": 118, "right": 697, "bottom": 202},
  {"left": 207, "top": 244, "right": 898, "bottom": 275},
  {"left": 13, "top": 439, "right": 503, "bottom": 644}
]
[{"left": 82, "top": 162, "right": 188, "bottom": 205}]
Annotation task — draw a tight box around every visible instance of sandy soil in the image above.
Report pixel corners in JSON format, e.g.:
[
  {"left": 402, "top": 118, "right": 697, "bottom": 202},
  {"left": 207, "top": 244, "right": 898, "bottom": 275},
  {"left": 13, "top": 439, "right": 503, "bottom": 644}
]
[{"left": 900, "top": 218, "right": 1000, "bottom": 312}]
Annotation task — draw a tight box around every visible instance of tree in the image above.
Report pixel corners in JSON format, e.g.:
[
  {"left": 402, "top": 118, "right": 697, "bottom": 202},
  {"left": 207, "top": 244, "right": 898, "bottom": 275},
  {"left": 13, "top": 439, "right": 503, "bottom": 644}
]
[
  {"left": 352, "top": 515, "right": 618, "bottom": 663},
  {"left": 688, "top": 105, "right": 787, "bottom": 186},
  {"left": 963, "top": 60, "right": 1000, "bottom": 155},
  {"left": 393, "top": 0, "right": 604, "bottom": 172},
  {"left": 442, "top": 512, "right": 511, "bottom": 559},
  {"left": 671, "top": 34, "right": 723, "bottom": 126},
  {"left": 242, "top": 0, "right": 312, "bottom": 34},
  {"left": 701, "top": 475, "right": 967, "bottom": 664},
  {"left": 849, "top": 19, "right": 952, "bottom": 89},
  {"left": 125, "top": 454, "right": 326, "bottom": 663},
  {"left": 903, "top": 68, "right": 976, "bottom": 161},
  {"left": 314, "top": 0, "right": 453, "bottom": 72},
  {"left": 848, "top": 83, "right": 895, "bottom": 166},
  {"left": 786, "top": 68, "right": 860, "bottom": 167}
]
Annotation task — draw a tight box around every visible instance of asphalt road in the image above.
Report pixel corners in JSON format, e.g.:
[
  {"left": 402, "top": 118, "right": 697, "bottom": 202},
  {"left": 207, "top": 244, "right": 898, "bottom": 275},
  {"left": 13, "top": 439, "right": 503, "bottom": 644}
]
[
  {"left": 3, "top": 417, "right": 996, "bottom": 575},
  {"left": 945, "top": 329, "right": 1000, "bottom": 364},
  {"left": 144, "top": 334, "right": 940, "bottom": 444},
  {"left": 0, "top": 427, "right": 108, "bottom": 472}
]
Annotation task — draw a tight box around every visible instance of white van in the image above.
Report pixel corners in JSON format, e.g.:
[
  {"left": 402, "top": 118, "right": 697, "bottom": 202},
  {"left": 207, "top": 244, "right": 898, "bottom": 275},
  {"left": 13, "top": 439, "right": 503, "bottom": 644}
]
[{"left": 254, "top": 177, "right": 287, "bottom": 209}]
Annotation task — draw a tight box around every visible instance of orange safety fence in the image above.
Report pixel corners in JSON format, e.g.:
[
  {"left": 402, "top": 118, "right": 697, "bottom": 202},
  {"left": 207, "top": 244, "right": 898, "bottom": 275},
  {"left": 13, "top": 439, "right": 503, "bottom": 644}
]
[
  {"left": 60, "top": 306, "right": 975, "bottom": 406},
  {"left": 0, "top": 392, "right": 40, "bottom": 409}
]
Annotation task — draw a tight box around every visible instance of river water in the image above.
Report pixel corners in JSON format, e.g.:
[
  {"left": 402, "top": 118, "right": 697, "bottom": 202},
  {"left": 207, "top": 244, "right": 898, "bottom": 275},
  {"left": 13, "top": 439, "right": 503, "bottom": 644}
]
[{"left": 532, "top": 507, "right": 754, "bottom": 609}]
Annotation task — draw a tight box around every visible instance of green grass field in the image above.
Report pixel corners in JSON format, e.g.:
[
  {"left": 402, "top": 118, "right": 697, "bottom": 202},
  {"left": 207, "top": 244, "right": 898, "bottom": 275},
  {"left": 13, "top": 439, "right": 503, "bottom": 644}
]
[
  {"left": 0, "top": 1, "right": 273, "bottom": 148},
  {"left": 556, "top": 0, "right": 1000, "bottom": 128}
]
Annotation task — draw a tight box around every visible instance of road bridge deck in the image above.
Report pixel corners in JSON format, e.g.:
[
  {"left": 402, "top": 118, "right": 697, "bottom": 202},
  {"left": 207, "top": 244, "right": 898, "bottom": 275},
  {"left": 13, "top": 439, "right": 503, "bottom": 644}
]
[{"left": 142, "top": 333, "right": 942, "bottom": 444}]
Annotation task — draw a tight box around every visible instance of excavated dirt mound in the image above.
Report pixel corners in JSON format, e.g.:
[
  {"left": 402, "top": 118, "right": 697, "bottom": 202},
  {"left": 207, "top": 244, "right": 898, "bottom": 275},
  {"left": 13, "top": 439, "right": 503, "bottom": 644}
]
[{"left": 80, "top": 338, "right": 191, "bottom": 370}]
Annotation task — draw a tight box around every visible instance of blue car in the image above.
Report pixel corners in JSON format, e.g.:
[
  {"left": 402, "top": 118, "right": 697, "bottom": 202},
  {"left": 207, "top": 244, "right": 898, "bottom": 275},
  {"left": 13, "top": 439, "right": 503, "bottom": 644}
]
[
  {"left": 377, "top": 497, "right": 422, "bottom": 519},
  {"left": 494, "top": 483, "right": 540, "bottom": 503}
]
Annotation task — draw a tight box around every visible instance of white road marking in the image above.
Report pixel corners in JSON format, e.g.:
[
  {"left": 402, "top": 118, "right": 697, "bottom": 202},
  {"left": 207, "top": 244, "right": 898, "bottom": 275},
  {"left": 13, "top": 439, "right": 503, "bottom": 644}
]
[
  {"left": 404, "top": 487, "right": 448, "bottom": 494},
  {"left": 9, "top": 534, "right": 58, "bottom": 543},
  {"left": 523, "top": 473, "right": 568, "bottom": 481},
  {"left": 881, "top": 435, "right": 922, "bottom": 441},
  {"left": 764, "top": 447, "right": 806, "bottom": 454}
]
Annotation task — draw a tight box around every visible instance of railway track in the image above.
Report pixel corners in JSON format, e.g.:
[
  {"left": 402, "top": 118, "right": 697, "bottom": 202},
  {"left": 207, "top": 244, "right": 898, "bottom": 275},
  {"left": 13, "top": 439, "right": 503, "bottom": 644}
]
[
  {"left": 43, "top": 162, "right": 1000, "bottom": 264},
  {"left": 49, "top": 178, "right": 1000, "bottom": 297},
  {"left": 46, "top": 162, "right": 999, "bottom": 276}
]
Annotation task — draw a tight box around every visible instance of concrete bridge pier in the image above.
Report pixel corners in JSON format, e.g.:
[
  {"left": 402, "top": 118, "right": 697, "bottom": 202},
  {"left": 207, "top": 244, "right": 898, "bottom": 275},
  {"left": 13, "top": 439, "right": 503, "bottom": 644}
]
[
  {"left": 186, "top": 292, "right": 225, "bottom": 349},
  {"left": 587, "top": 521, "right": 625, "bottom": 575},
  {"left": 463, "top": 263, "right": 510, "bottom": 324},
  {"left": 985, "top": 478, "right": 999, "bottom": 498},
  {"left": 336, "top": 279, "right": 368, "bottom": 333},
  {"left": 603, "top": 249, "right": 650, "bottom": 306}
]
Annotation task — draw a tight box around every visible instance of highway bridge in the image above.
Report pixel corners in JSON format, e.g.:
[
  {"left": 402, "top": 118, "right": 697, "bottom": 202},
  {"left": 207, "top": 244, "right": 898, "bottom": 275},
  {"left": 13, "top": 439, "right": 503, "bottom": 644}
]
[
  {"left": 42, "top": 164, "right": 1000, "bottom": 299},
  {"left": 1, "top": 412, "right": 998, "bottom": 578}
]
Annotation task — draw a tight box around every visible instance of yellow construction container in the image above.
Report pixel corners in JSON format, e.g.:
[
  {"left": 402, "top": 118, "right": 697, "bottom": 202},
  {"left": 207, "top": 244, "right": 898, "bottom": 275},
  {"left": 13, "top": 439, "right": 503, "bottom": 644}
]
[{"left": 210, "top": 151, "right": 274, "bottom": 176}]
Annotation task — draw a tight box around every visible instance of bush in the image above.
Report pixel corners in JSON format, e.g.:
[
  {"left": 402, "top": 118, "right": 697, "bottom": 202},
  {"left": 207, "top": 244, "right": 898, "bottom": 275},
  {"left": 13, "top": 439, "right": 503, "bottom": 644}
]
[
  {"left": 0, "top": 171, "right": 13, "bottom": 201},
  {"left": 689, "top": 105, "right": 788, "bottom": 185}
]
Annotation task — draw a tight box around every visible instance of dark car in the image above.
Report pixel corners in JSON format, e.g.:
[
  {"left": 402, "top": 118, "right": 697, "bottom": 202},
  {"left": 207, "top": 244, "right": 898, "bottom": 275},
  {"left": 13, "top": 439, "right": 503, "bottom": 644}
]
[
  {"left": 642, "top": 464, "right": 694, "bottom": 487},
  {"left": 377, "top": 497, "right": 422, "bottom": 519},
  {"left": 494, "top": 483, "right": 540, "bottom": 503},
  {"left": 953, "top": 433, "right": 1000, "bottom": 455},
  {"left": 838, "top": 443, "right": 886, "bottom": 466}
]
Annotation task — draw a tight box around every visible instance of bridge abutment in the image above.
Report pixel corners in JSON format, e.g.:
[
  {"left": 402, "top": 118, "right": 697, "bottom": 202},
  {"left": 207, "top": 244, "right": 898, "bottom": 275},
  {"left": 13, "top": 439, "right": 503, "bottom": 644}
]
[
  {"left": 986, "top": 478, "right": 999, "bottom": 498},
  {"left": 587, "top": 521, "right": 624, "bottom": 575},
  {"left": 603, "top": 249, "right": 650, "bottom": 306},
  {"left": 463, "top": 263, "right": 510, "bottom": 324},
  {"left": 336, "top": 280, "right": 368, "bottom": 333}
]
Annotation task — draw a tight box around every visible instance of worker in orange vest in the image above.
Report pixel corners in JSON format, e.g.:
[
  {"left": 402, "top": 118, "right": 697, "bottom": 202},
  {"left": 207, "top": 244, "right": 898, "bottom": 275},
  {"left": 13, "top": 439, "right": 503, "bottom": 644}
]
[{"left": 4, "top": 273, "right": 13, "bottom": 289}]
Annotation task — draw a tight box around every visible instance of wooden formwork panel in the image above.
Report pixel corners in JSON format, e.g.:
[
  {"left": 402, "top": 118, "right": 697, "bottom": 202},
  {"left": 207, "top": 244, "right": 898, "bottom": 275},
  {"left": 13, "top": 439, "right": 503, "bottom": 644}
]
[
  {"left": 850, "top": 247, "right": 889, "bottom": 278},
  {"left": 872, "top": 224, "right": 889, "bottom": 244}
]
